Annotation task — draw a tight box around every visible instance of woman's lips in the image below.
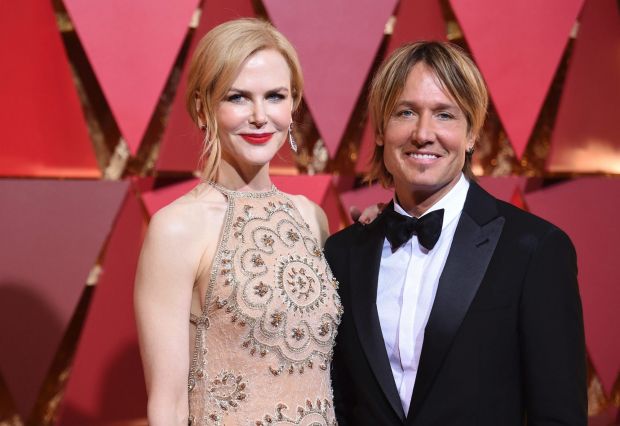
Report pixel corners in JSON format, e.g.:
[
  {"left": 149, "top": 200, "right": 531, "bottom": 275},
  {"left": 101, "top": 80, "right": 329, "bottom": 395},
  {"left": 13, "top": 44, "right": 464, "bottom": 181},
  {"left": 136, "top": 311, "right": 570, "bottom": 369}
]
[{"left": 240, "top": 133, "right": 273, "bottom": 144}]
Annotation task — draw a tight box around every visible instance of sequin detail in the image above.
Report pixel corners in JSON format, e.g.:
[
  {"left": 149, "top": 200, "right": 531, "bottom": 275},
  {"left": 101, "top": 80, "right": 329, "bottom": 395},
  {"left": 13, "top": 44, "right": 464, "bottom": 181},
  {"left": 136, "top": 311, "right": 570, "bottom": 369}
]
[
  {"left": 187, "top": 183, "right": 340, "bottom": 425},
  {"left": 255, "top": 399, "right": 337, "bottom": 425}
]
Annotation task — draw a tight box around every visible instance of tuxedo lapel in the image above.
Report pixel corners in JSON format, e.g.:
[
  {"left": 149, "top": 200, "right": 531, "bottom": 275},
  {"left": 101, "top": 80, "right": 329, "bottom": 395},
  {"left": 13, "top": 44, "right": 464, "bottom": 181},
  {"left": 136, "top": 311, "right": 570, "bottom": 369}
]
[
  {"left": 407, "top": 183, "right": 505, "bottom": 422},
  {"left": 350, "top": 205, "right": 406, "bottom": 422}
]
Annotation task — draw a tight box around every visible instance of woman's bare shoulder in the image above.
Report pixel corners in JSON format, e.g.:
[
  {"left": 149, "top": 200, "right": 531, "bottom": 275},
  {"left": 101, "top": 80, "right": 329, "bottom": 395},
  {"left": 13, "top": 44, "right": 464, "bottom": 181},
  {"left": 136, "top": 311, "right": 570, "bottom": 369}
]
[
  {"left": 282, "top": 192, "right": 329, "bottom": 244},
  {"left": 147, "top": 182, "right": 227, "bottom": 245}
]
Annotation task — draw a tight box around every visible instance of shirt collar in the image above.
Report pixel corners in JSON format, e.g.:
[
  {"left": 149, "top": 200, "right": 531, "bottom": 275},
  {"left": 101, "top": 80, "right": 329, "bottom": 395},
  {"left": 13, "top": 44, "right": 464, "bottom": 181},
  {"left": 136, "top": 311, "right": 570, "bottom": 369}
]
[{"left": 393, "top": 173, "right": 470, "bottom": 231}]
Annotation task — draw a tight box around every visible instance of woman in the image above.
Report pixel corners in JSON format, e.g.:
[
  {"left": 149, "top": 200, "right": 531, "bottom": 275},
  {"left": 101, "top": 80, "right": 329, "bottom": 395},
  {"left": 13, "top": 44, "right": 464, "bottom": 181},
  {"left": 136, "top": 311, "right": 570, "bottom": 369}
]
[{"left": 135, "top": 19, "right": 341, "bottom": 426}]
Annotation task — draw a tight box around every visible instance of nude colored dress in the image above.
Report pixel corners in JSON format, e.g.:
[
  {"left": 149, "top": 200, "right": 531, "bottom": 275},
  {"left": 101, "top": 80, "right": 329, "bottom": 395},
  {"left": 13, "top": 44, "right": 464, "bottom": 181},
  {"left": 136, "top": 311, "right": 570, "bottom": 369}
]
[{"left": 188, "top": 184, "right": 342, "bottom": 425}]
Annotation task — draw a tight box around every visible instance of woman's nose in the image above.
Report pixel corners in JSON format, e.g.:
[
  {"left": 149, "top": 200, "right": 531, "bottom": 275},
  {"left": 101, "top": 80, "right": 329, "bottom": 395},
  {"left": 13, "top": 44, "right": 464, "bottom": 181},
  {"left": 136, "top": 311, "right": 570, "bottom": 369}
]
[{"left": 250, "top": 101, "right": 267, "bottom": 128}]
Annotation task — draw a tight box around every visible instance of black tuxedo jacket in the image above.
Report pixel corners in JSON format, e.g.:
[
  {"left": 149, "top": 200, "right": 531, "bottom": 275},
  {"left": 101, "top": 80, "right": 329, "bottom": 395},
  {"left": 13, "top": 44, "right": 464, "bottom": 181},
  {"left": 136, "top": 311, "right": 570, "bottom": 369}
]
[{"left": 324, "top": 182, "right": 587, "bottom": 426}]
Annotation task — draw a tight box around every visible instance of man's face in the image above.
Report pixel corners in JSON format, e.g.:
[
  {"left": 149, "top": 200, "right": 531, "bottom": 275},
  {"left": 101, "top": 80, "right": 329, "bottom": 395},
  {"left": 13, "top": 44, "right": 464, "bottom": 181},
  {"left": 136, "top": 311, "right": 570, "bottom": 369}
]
[{"left": 380, "top": 62, "right": 473, "bottom": 202}]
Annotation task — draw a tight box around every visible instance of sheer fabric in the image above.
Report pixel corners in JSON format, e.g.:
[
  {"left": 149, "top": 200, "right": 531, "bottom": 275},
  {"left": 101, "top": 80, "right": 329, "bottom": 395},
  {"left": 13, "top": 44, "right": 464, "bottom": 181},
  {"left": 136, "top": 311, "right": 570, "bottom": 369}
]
[{"left": 188, "top": 184, "right": 342, "bottom": 425}]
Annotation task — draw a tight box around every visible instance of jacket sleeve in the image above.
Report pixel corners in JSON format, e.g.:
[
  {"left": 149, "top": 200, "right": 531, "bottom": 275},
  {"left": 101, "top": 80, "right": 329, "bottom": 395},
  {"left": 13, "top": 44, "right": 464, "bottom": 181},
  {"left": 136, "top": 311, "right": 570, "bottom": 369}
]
[
  {"left": 519, "top": 227, "right": 588, "bottom": 425},
  {"left": 324, "top": 235, "right": 354, "bottom": 426}
]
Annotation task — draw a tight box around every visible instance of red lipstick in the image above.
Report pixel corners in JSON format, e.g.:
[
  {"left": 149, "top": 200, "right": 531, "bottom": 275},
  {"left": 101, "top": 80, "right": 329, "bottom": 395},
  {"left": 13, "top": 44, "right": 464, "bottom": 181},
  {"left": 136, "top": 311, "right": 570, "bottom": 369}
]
[{"left": 240, "top": 133, "right": 273, "bottom": 145}]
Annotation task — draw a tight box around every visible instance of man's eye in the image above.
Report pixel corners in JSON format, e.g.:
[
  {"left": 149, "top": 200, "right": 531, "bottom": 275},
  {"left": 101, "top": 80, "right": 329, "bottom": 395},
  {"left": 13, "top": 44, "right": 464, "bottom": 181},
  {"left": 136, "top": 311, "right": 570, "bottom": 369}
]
[
  {"left": 396, "top": 109, "right": 414, "bottom": 118},
  {"left": 437, "top": 112, "right": 454, "bottom": 120}
]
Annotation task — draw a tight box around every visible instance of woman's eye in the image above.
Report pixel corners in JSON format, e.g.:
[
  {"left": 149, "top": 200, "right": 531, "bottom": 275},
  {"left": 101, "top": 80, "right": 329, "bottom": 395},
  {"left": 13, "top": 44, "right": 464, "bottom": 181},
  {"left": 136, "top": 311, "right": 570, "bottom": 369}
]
[
  {"left": 226, "top": 94, "right": 245, "bottom": 103},
  {"left": 267, "top": 92, "right": 286, "bottom": 102}
]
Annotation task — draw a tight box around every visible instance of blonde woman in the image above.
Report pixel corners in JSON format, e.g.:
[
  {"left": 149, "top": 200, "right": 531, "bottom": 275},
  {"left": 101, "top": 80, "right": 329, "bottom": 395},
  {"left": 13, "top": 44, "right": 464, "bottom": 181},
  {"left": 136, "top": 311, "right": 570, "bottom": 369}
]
[{"left": 135, "top": 19, "right": 341, "bottom": 426}]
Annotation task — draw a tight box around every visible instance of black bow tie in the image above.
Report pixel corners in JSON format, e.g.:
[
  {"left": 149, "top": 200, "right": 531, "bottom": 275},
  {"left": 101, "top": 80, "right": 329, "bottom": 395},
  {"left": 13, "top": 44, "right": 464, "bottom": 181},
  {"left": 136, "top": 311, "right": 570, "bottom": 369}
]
[{"left": 385, "top": 208, "right": 444, "bottom": 252}]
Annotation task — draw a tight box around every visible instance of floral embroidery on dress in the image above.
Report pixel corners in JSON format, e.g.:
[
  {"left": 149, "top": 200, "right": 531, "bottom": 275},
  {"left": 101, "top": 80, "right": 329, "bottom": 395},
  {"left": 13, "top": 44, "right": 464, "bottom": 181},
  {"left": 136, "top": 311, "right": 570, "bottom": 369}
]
[
  {"left": 187, "top": 183, "right": 340, "bottom": 425},
  {"left": 255, "top": 399, "right": 337, "bottom": 425}
]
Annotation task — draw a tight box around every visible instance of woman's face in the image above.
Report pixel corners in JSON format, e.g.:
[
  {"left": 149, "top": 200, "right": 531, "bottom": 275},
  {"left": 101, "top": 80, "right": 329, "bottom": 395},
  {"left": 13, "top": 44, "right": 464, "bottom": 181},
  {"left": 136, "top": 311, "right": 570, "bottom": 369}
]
[{"left": 216, "top": 49, "right": 293, "bottom": 170}]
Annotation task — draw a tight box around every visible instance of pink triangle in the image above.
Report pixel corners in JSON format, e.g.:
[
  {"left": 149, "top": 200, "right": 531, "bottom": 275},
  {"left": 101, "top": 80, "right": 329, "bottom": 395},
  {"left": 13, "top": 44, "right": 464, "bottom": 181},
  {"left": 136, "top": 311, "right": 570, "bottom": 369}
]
[
  {"left": 263, "top": 0, "right": 398, "bottom": 158},
  {"left": 477, "top": 176, "right": 527, "bottom": 204},
  {"left": 450, "top": 0, "right": 584, "bottom": 158},
  {"left": 156, "top": 0, "right": 256, "bottom": 172},
  {"left": 547, "top": 0, "right": 620, "bottom": 173},
  {"left": 356, "top": 0, "right": 446, "bottom": 174},
  {"left": 56, "top": 192, "right": 147, "bottom": 425},
  {"left": 525, "top": 178, "right": 620, "bottom": 395},
  {"left": 0, "top": 0, "right": 99, "bottom": 177},
  {"left": 64, "top": 0, "right": 199, "bottom": 154},
  {"left": 0, "top": 180, "right": 128, "bottom": 418}
]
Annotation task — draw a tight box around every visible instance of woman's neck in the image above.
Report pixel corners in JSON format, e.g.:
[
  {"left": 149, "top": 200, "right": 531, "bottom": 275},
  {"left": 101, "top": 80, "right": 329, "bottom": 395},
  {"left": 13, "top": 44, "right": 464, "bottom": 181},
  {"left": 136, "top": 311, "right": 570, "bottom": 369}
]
[{"left": 215, "top": 159, "right": 272, "bottom": 192}]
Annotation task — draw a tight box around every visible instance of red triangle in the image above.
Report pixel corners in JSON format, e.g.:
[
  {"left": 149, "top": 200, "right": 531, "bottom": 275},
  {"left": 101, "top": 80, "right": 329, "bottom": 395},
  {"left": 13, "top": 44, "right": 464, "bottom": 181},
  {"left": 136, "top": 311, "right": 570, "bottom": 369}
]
[
  {"left": 263, "top": 0, "right": 398, "bottom": 158},
  {"left": 0, "top": 180, "right": 128, "bottom": 418},
  {"left": 356, "top": 0, "right": 446, "bottom": 174},
  {"left": 547, "top": 0, "right": 620, "bottom": 173},
  {"left": 450, "top": 0, "right": 584, "bottom": 158},
  {"left": 156, "top": 0, "right": 256, "bottom": 172},
  {"left": 0, "top": 0, "right": 99, "bottom": 177},
  {"left": 477, "top": 176, "right": 527, "bottom": 205},
  {"left": 525, "top": 178, "right": 620, "bottom": 395},
  {"left": 56, "top": 192, "right": 148, "bottom": 425},
  {"left": 64, "top": 0, "right": 198, "bottom": 154}
]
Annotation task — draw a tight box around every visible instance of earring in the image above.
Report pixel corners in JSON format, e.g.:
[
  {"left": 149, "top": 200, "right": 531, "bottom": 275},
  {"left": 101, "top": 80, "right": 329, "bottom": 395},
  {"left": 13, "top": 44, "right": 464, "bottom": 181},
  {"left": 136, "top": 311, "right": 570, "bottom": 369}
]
[
  {"left": 466, "top": 146, "right": 475, "bottom": 155},
  {"left": 199, "top": 124, "right": 207, "bottom": 131},
  {"left": 288, "top": 123, "right": 298, "bottom": 152}
]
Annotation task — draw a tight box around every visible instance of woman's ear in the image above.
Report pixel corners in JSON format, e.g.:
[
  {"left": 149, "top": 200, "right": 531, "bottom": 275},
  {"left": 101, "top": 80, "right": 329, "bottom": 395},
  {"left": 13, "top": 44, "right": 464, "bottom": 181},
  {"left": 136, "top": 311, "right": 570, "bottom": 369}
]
[{"left": 194, "top": 95, "right": 206, "bottom": 129}]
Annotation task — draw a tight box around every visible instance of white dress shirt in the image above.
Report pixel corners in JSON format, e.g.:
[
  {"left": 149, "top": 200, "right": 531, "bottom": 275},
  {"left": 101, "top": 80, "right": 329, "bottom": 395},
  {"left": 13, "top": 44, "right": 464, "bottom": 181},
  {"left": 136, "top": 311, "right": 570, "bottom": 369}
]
[{"left": 377, "top": 174, "right": 469, "bottom": 415}]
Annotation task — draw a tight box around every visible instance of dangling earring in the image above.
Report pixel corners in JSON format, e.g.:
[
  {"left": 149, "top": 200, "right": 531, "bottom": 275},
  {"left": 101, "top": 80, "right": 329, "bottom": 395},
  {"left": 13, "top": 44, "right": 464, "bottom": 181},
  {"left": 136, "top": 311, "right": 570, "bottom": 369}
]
[{"left": 288, "top": 123, "right": 298, "bottom": 152}]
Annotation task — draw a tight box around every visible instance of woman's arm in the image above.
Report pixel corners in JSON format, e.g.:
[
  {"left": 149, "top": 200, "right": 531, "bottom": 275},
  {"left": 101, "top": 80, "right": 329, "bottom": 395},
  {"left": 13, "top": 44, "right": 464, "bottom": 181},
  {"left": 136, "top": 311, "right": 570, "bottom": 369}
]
[{"left": 134, "top": 206, "right": 203, "bottom": 426}]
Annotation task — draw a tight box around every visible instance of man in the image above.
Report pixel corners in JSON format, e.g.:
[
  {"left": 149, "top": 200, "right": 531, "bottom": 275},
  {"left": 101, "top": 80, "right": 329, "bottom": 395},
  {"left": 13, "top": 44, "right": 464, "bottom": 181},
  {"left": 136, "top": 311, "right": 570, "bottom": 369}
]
[{"left": 324, "top": 41, "right": 587, "bottom": 425}]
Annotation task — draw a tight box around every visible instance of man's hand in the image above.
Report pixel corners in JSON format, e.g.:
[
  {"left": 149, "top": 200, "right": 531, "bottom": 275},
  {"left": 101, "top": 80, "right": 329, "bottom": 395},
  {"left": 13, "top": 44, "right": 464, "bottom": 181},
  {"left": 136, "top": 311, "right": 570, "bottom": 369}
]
[{"left": 349, "top": 203, "right": 385, "bottom": 225}]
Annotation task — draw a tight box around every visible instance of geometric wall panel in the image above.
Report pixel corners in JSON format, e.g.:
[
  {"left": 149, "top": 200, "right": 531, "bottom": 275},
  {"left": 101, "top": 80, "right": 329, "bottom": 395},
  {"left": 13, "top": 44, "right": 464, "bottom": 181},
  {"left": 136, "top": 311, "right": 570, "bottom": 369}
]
[
  {"left": 0, "top": 0, "right": 99, "bottom": 177},
  {"left": 64, "top": 0, "right": 199, "bottom": 154},
  {"left": 264, "top": 0, "right": 399, "bottom": 158},
  {"left": 547, "top": 0, "right": 620, "bottom": 173},
  {"left": 451, "top": 0, "right": 585, "bottom": 158},
  {"left": 55, "top": 192, "right": 148, "bottom": 425},
  {"left": 156, "top": 0, "right": 256, "bottom": 172},
  {"left": 525, "top": 178, "right": 620, "bottom": 396},
  {"left": 0, "top": 179, "right": 128, "bottom": 419},
  {"left": 355, "top": 0, "right": 446, "bottom": 174},
  {"left": 477, "top": 176, "right": 528, "bottom": 204}
]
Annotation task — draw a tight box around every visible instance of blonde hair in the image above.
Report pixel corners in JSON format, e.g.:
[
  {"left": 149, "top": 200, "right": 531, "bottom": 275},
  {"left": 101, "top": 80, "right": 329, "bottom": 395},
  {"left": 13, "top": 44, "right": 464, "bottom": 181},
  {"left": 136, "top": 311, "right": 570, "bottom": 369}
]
[
  {"left": 365, "top": 41, "right": 488, "bottom": 187},
  {"left": 185, "top": 18, "right": 304, "bottom": 181}
]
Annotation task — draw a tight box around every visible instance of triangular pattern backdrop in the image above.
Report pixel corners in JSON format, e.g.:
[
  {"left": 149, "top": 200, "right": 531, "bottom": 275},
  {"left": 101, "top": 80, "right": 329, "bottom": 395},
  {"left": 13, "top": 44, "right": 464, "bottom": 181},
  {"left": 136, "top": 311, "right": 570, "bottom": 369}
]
[
  {"left": 0, "top": 180, "right": 128, "bottom": 419},
  {"left": 64, "top": 0, "right": 198, "bottom": 154},
  {"left": 0, "top": 0, "right": 99, "bottom": 177},
  {"left": 0, "top": 0, "right": 618, "bottom": 423}
]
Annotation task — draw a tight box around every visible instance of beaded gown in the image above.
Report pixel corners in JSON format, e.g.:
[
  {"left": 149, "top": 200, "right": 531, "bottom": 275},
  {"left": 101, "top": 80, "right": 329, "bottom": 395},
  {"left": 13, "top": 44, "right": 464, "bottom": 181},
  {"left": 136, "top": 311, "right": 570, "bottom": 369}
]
[{"left": 188, "top": 184, "right": 342, "bottom": 425}]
